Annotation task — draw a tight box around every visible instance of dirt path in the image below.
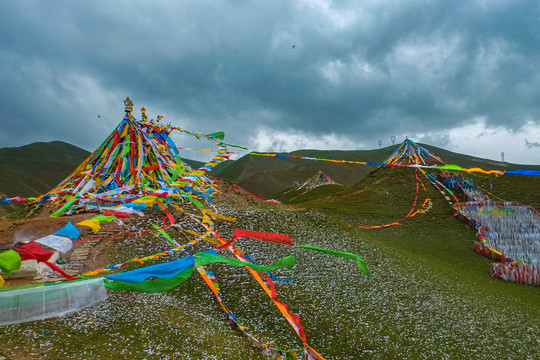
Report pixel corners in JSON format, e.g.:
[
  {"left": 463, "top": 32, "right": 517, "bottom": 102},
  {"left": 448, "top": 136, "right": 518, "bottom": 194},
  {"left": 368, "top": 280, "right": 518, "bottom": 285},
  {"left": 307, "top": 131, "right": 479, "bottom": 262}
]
[{"left": 0, "top": 204, "right": 95, "bottom": 250}]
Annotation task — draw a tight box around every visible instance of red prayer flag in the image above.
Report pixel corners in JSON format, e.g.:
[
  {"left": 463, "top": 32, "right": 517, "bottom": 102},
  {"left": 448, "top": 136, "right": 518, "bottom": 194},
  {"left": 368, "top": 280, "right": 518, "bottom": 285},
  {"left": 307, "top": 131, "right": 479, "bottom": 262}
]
[
  {"left": 14, "top": 242, "right": 53, "bottom": 262},
  {"left": 217, "top": 229, "right": 294, "bottom": 249}
]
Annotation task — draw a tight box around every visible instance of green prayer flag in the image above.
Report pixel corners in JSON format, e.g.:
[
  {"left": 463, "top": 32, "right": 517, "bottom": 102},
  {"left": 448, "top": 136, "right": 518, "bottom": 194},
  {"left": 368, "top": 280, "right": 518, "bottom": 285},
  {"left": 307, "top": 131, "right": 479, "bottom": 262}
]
[
  {"left": 194, "top": 252, "right": 295, "bottom": 272},
  {"left": 0, "top": 250, "right": 22, "bottom": 276},
  {"left": 151, "top": 224, "right": 177, "bottom": 246},
  {"left": 105, "top": 267, "right": 195, "bottom": 293},
  {"left": 208, "top": 131, "right": 225, "bottom": 140},
  {"left": 91, "top": 215, "right": 115, "bottom": 222},
  {"left": 182, "top": 192, "right": 203, "bottom": 208},
  {"left": 50, "top": 199, "right": 76, "bottom": 218},
  {"left": 437, "top": 164, "right": 464, "bottom": 171},
  {"left": 224, "top": 142, "right": 248, "bottom": 150},
  {"left": 298, "top": 244, "right": 370, "bottom": 276}
]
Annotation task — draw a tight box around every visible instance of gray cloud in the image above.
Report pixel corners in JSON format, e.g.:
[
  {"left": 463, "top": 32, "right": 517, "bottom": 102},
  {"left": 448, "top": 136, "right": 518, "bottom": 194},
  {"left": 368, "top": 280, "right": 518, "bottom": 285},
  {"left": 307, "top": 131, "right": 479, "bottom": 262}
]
[
  {"left": 525, "top": 139, "right": 540, "bottom": 149},
  {"left": 0, "top": 0, "right": 539, "bottom": 162}
]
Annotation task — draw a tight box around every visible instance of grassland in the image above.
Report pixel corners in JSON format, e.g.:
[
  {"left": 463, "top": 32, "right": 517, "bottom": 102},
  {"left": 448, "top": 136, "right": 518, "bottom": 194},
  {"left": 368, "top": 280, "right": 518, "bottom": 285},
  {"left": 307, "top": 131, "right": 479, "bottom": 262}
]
[
  {"left": 210, "top": 143, "right": 540, "bottom": 199},
  {"left": 1, "top": 145, "right": 540, "bottom": 359},
  {"left": 1, "top": 167, "right": 539, "bottom": 359},
  {"left": 0, "top": 141, "right": 90, "bottom": 198}
]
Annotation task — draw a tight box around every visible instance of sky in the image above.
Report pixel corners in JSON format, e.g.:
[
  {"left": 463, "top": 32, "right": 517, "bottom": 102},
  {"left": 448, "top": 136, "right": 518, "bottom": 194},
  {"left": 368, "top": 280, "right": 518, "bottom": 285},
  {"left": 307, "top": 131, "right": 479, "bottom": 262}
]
[{"left": 1, "top": 0, "right": 540, "bottom": 165}]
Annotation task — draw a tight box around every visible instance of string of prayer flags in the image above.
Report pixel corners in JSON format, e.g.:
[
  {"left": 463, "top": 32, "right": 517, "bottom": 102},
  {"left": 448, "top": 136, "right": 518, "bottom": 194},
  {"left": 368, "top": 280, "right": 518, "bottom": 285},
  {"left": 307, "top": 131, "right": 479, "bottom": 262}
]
[
  {"left": 195, "top": 266, "right": 305, "bottom": 358},
  {"left": 104, "top": 250, "right": 295, "bottom": 289},
  {"left": 249, "top": 149, "right": 540, "bottom": 176},
  {"left": 298, "top": 244, "right": 371, "bottom": 277},
  {"left": 151, "top": 223, "right": 178, "bottom": 246}
]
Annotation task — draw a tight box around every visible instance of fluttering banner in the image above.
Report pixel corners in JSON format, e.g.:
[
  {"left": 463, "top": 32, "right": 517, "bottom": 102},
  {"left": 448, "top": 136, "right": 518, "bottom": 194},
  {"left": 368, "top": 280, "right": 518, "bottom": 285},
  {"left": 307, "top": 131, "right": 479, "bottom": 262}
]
[{"left": 247, "top": 152, "right": 540, "bottom": 176}]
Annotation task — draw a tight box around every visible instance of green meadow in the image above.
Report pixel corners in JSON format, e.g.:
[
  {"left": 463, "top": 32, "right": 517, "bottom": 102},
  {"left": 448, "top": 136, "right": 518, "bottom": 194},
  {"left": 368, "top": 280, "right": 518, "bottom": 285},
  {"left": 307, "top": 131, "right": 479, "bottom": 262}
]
[{"left": 2, "top": 165, "right": 539, "bottom": 359}]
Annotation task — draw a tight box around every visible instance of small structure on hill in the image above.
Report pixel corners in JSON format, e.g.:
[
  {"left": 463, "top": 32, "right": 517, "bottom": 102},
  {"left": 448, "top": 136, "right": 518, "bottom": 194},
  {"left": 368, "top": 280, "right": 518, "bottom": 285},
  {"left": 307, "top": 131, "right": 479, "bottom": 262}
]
[{"left": 298, "top": 171, "right": 339, "bottom": 190}]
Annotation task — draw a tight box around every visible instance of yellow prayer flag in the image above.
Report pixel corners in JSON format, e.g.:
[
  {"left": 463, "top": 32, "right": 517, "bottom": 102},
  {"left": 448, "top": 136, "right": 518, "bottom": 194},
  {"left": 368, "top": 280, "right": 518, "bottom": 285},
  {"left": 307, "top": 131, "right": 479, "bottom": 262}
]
[
  {"left": 200, "top": 209, "right": 236, "bottom": 222},
  {"left": 76, "top": 219, "right": 101, "bottom": 232},
  {"left": 132, "top": 196, "right": 156, "bottom": 207}
]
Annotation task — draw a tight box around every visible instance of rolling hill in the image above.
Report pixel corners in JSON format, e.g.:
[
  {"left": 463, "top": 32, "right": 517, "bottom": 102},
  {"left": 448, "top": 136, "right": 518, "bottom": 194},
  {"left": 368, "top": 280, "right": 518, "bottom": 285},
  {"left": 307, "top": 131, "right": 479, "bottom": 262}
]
[
  {"left": 211, "top": 147, "right": 392, "bottom": 197},
  {"left": 0, "top": 141, "right": 90, "bottom": 198},
  {"left": 211, "top": 144, "right": 540, "bottom": 199},
  {"left": 1, "top": 142, "right": 540, "bottom": 359}
]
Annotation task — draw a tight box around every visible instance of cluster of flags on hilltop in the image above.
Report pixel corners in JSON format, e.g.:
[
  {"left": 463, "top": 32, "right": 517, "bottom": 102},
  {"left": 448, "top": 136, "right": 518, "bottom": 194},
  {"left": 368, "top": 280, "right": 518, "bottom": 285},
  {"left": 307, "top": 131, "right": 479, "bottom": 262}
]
[
  {"left": 40, "top": 97, "right": 229, "bottom": 217},
  {"left": 383, "top": 138, "right": 444, "bottom": 165}
]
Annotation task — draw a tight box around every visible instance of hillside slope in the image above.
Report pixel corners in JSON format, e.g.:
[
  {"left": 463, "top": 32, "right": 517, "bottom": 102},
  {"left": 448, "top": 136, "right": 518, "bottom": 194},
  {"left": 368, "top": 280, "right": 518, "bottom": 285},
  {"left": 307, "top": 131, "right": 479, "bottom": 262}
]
[
  {"left": 3, "top": 179, "right": 539, "bottom": 359},
  {"left": 212, "top": 144, "right": 540, "bottom": 198},
  {"left": 0, "top": 141, "right": 90, "bottom": 198},
  {"left": 421, "top": 144, "right": 540, "bottom": 171},
  {"left": 212, "top": 147, "right": 392, "bottom": 197},
  {"left": 0, "top": 142, "right": 206, "bottom": 216}
]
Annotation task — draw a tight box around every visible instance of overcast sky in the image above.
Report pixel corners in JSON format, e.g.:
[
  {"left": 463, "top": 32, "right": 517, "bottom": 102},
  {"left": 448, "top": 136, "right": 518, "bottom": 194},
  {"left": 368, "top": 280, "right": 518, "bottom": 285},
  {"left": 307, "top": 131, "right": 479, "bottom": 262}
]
[{"left": 1, "top": 0, "right": 539, "bottom": 165}]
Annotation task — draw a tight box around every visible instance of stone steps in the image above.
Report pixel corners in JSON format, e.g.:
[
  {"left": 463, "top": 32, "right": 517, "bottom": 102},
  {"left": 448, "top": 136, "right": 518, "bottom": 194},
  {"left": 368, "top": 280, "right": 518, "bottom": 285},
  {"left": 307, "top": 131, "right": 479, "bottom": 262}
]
[{"left": 63, "top": 240, "right": 100, "bottom": 276}]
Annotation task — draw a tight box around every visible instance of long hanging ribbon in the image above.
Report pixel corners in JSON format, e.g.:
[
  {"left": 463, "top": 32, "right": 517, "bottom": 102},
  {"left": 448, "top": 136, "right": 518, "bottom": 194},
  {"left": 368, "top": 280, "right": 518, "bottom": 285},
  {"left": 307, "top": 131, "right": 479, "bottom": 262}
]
[
  {"left": 355, "top": 168, "right": 431, "bottom": 229},
  {"left": 217, "top": 229, "right": 294, "bottom": 249},
  {"left": 297, "top": 244, "right": 371, "bottom": 277}
]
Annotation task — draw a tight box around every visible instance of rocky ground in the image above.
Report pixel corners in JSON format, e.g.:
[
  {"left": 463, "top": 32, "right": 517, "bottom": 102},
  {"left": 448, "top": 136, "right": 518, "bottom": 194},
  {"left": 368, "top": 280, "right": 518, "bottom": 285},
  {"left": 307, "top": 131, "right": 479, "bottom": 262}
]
[{"left": 1, "top": 181, "right": 539, "bottom": 359}]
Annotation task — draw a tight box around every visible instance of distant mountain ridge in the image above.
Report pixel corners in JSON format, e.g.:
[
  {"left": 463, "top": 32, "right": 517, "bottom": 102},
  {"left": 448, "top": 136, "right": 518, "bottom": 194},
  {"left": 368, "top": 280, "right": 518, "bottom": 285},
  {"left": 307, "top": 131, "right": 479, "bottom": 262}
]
[{"left": 2, "top": 140, "right": 539, "bottom": 206}]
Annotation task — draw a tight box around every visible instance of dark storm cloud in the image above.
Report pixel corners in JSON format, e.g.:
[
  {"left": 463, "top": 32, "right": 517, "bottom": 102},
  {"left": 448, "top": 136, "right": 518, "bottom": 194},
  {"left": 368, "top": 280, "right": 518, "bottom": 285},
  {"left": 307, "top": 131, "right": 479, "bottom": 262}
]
[{"left": 0, "top": 0, "right": 539, "bottom": 156}]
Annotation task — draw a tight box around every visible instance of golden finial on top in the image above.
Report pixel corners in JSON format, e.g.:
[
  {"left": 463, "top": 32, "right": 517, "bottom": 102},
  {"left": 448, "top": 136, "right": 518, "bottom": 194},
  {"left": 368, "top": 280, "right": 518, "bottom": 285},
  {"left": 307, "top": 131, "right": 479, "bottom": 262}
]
[
  {"left": 124, "top": 97, "right": 134, "bottom": 120},
  {"left": 141, "top": 106, "right": 147, "bottom": 124}
]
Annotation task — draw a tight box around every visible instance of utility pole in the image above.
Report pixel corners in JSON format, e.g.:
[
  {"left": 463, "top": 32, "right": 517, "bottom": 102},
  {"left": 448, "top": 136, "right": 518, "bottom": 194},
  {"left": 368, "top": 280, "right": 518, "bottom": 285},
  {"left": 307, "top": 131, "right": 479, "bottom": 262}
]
[
  {"left": 378, "top": 140, "right": 382, "bottom": 149},
  {"left": 391, "top": 136, "right": 396, "bottom": 145},
  {"left": 501, "top": 152, "right": 505, "bottom": 162}
]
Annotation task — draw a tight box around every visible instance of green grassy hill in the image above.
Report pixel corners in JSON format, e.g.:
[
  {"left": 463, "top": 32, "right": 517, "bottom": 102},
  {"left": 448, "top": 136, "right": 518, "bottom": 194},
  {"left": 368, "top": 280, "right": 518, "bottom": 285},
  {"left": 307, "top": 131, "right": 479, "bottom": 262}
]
[
  {"left": 212, "top": 147, "right": 392, "bottom": 197},
  {"left": 1, "top": 147, "right": 540, "bottom": 359},
  {"left": 275, "top": 165, "right": 540, "bottom": 358},
  {"left": 274, "top": 183, "right": 345, "bottom": 204},
  {"left": 0, "top": 141, "right": 91, "bottom": 198},
  {"left": 299, "top": 166, "right": 444, "bottom": 215},
  {"left": 212, "top": 143, "right": 540, "bottom": 199},
  {"left": 0, "top": 142, "right": 207, "bottom": 216}
]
